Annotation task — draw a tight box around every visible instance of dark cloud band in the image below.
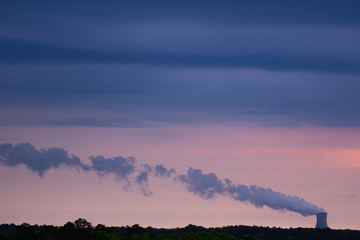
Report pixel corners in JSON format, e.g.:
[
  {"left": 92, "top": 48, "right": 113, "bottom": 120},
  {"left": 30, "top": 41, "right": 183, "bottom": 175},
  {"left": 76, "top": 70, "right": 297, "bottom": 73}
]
[{"left": 1, "top": 37, "right": 360, "bottom": 75}]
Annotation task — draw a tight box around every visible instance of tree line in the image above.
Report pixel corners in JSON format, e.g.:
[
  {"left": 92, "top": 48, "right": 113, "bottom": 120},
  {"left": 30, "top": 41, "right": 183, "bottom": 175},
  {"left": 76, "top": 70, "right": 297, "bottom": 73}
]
[{"left": 0, "top": 218, "right": 359, "bottom": 240}]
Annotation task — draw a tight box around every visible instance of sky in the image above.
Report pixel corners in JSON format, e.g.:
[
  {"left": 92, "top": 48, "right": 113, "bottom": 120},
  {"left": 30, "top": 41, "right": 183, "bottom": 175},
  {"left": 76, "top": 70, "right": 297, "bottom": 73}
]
[{"left": 0, "top": 0, "right": 360, "bottom": 230}]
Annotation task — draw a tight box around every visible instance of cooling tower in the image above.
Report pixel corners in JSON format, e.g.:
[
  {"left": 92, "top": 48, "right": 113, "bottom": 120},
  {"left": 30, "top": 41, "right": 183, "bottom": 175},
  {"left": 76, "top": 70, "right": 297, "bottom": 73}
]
[{"left": 315, "top": 212, "right": 328, "bottom": 229}]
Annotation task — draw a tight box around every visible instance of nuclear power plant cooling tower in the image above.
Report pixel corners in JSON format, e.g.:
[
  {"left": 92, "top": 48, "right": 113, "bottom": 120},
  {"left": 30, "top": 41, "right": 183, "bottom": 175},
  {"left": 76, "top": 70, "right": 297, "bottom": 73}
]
[{"left": 315, "top": 212, "right": 328, "bottom": 229}]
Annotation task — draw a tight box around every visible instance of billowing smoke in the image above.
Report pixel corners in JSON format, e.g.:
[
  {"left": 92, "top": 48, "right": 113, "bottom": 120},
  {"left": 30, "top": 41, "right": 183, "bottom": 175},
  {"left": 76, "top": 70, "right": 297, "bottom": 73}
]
[
  {"left": 0, "top": 142, "right": 89, "bottom": 177},
  {"left": 89, "top": 155, "right": 135, "bottom": 179},
  {"left": 0, "top": 142, "right": 324, "bottom": 216},
  {"left": 179, "top": 168, "right": 324, "bottom": 216},
  {"left": 136, "top": 164, "right": 153, "bottom": 196},
  {"left": 154, "top": 164, "right": 176, "bottom": 177}
]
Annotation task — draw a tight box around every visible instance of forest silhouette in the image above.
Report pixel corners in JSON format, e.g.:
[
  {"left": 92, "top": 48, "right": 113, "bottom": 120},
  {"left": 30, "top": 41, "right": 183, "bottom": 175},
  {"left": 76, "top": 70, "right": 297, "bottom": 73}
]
[{"left": 1, "top": 218, "right": 359, "bottom": 240}]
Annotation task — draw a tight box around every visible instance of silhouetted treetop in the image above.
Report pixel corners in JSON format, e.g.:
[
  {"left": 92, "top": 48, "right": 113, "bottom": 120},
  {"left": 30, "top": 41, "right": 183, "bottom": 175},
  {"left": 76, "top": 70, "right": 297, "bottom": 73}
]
[{"left": 74, "top": 218, "right": 93, "bottom": 229}]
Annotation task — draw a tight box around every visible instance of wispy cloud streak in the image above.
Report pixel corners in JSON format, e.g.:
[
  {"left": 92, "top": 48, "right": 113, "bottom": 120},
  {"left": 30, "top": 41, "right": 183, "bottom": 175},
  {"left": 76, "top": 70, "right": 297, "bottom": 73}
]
[{"left": 1, "top": 37, "right": 360, "bottom": 74}]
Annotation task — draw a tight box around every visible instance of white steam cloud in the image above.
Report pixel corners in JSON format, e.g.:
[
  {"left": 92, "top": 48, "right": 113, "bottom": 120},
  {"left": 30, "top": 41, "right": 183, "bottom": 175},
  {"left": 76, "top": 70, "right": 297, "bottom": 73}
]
[{"left": 179, "top": 168, "right": 324, "bottom": 216}]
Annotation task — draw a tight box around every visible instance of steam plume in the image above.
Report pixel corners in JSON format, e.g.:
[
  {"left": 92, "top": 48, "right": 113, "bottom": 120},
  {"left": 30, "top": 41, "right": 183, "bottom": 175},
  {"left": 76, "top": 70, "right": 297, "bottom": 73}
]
[
  {"left": 179, "top": 168, "right": 324, "bottom": 216},
  {"left": 89, "top": 155, "right": 135, "bottom": 179},
  {"left": 0, "top": 142, "right": 324, "bottom": 216},
  {"left": 154, "top": 164, "right": 176, "bottom": 177},
  {"left": 0, "top": 143, "right": 89, "bottom": 177},
  {"left": 136, "top": 164, "right": 153, "bottom": 196}
]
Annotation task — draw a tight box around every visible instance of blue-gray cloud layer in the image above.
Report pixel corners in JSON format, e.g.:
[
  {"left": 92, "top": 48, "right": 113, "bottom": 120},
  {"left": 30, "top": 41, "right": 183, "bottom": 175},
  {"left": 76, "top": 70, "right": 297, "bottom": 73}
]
[
  {"left": 1, "top": 1, "right": 360, "bottom": 127},
  {"left": 0, "top": 142, "right": 324, "bottom": 216},
  {"left": 1, "top": 37, "right": 360, "bottom": 74}
]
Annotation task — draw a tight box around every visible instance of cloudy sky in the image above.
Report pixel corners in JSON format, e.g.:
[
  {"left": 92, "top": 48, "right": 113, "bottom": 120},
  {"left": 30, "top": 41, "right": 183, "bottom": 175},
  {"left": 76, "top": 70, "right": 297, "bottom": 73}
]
[{"left": 1, "top": 0, "right": 360, "bottom": 229}]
